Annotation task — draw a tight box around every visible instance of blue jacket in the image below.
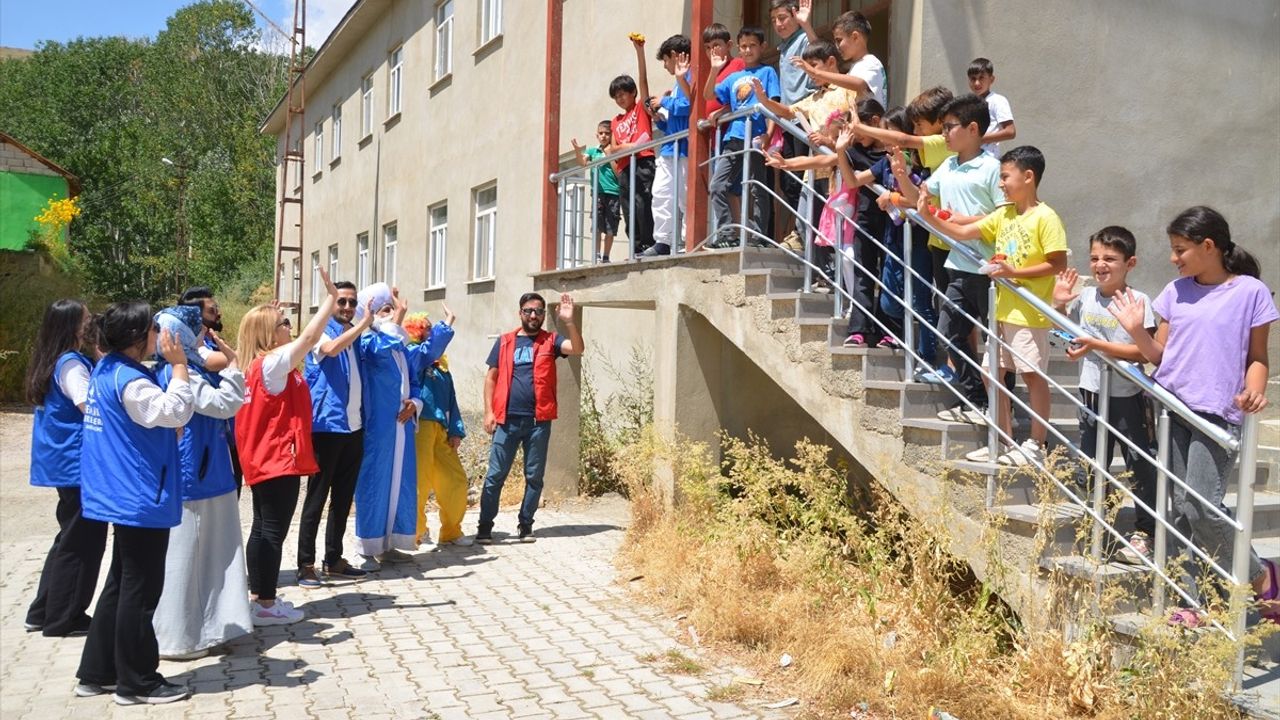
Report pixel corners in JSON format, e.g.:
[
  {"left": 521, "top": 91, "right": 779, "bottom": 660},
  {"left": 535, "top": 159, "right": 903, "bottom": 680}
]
[
  {"left": 158, "top": 364, "right": 237, "bottom": 502},
  {"left": 30, "top": 351, "right": 92, "bottom": 488},
  {"left": 416, "top": 363, "right": 466, "bottom": 439},
  {"left": 656, "top": 72, "right": 692, "bottom": 157},
  {"left": 305, "top": 316, "right": 363, "bottom": 433},
  {"left": 80, "top": 353, "right": 183, "bottom": 528}
]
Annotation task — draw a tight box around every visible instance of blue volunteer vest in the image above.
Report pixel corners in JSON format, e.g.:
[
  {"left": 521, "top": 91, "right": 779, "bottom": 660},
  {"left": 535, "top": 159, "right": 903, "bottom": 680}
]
[
  {"left": 158, "top": 364, "right": 236, "bottom": 502},
  {"left": 30, "top": 351, "right": 92, "bottom": 488},
  {"left": 80, "top": 353, "right": 183, "bottom": 528},
  {"left": 304, "top": 316, "right": 361, "bottom": 433}
]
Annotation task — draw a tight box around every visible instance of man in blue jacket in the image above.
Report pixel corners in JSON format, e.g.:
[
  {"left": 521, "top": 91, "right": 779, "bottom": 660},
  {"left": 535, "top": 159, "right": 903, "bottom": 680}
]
[{"left": 298, "top": 281, "right": 373, "bottom": 586}]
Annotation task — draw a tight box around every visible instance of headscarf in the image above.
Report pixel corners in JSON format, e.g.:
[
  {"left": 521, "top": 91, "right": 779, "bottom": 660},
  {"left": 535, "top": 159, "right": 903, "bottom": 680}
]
[
  {"left": 154, "top": 305, "right": 204, "bottom": 367},
  {"left": 355, "top": 282, "right": 394, "bottom": 321}
]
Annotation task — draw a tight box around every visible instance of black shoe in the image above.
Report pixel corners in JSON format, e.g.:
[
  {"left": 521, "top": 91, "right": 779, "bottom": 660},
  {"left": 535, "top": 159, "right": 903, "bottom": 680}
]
[
  {"left": 640, "top": 243, "right": 671, "bottom": 257},
  {"left": 518, "top": 525, "right": 536, "bottom": 543},
  {"left": 476, "top": 526, "right": 494, "bottom": 545},
  {"left": 24, "top": 622, "right": 41, "bottom": 633},
  {"left": 74, "top": 682, "right": 116, "bottom": 697},
  {"left": 115, "top": 682, "right": 190, "bottom": 706}
]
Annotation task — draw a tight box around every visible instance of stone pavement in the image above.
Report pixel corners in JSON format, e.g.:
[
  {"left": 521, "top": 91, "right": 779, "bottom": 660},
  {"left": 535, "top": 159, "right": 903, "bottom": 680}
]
[{"left": 0, "top": 488, "right": 798, "bottom": 719}]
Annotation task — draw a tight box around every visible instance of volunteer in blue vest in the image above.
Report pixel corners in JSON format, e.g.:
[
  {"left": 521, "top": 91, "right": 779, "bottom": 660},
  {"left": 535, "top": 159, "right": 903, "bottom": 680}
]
[
  {"left": 477, "top": 292, "right": 583, "bottom": 544},
  {"left": 75, "top": 302, "right": 194, "bottom": 705},
  {"left": 151, "top": 306, "right": 252, "bottom": 661},
  {"left": 354, "top": 283, "right": 435, "bottom": 570},
  {"left": 235, "top": 270, "right": 336, "bottom": 625},
  {"left": 180, "top": 286, "right": 237, "bottom": 491},
  {"left": 297, "top": 280, "right": 374, "bottom": 587},
  {"left": 24, "top": 299, "right": 107, "bottom": 638}
]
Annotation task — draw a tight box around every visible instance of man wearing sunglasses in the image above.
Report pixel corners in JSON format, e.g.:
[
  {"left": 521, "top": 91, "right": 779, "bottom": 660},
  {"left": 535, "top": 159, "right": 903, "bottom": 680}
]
[
  {"left": 477, "top": 292, "right": 583, "bottom": 544},
  {"left": 298, "top": 281, "right": 374, "bottom": 586}
]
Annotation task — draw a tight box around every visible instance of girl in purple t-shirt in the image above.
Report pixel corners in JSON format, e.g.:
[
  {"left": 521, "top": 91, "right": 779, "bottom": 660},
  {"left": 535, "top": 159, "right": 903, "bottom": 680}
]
[{"left": 1111, "top": 206, "right": 1279, "bottom": 624}]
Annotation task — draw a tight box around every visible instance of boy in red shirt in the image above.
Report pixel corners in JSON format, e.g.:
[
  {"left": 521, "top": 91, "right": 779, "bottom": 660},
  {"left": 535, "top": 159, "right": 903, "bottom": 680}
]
[{"left": 610, "top": 73, "right": 656, "bottom": 255}]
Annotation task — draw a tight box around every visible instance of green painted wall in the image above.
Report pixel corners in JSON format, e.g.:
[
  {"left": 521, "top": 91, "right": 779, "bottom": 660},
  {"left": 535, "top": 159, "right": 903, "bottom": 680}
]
[{"left": 0, "top": 171, "right": 70, "bottom": 251}]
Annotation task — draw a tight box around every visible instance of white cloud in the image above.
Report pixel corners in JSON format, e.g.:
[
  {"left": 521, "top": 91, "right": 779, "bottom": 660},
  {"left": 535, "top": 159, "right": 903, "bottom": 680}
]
[{"left": 252, "top": 0, "right": 352, "bottom": 53}]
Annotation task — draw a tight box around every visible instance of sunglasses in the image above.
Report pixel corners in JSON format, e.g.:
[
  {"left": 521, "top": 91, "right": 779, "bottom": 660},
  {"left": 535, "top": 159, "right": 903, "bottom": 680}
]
[
  {"left": 941, "top": 121, "right": 962, "bottom": 133},
  {"left": 520, "top": 307, "right": 547, "bottom": 317},
  {"left": 276, "top": 317, "right": 292, "bottom": 329},
  {"left": 336, "top": 298, "right": 358, "bottom": 308}
]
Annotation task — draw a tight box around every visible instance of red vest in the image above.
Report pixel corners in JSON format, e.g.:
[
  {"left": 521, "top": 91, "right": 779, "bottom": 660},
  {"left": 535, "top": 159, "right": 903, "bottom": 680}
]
[
  {"left": 491, "top": 330, "right": 558, "bottom": 425},
  {"left": 236, "top": 354, "right": 319, "bottom": 486}
]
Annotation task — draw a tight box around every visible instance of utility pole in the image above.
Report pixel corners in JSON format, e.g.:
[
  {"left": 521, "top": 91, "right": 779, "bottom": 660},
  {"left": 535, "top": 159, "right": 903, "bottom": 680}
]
[{"left": 162, "top": 157, "right": 189, "bottom": 295}]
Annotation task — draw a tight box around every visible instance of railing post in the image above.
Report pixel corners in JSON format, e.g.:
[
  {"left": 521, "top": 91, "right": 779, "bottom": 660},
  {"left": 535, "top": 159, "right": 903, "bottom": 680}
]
[
  {"left": 591, "top": 171, "right": 599, "bottom": 265},
  {"left": 739, "top": 142, "right": 750, "bottom": 249},
  {"left": 629, "top": 159, "right": 637, "bottom": 260},
  {"left": 802, "top": 170, "right": 813, "bottom": 293},
  {"left": 1153, "top": 409, "right": 1171, "bottom": 615},
  {"left": 711, "top": 129, "right": 722, "bottom": 239},
  {"left": 1231, "top": 414, "right": 1260, "bottom": 691},
  {"left": 1090, "top": 367, "right": 1112, "bottom": 572},
  {"left": 903, "top": 227, "right": 915, "bottom": 379},
  {"left": 673, "top": 148, "right": 682, "bottom": 250},
  {"left": 985, "top": 280, "right": 999, "bottom": 509},
  {"left": 556, "top": 177, "right": 566, "bottom": 269}
]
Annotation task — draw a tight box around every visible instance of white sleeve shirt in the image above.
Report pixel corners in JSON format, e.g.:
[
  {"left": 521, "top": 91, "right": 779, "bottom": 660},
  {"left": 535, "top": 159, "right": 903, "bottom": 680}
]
[
  {"left": 121, "top": 376, "right": 195, "bottom": 429},
  {"left": 847, "top": 54, "right": 886, "bottom": 108},
  {"left": 190, "top": 367, "right": 246, "bottom": 419},
  {"left": 260, "top": 346, "right": 295, "bottom": 396},
  {"left": 54, "top": 360, "right": 91, "bottom": 408}
]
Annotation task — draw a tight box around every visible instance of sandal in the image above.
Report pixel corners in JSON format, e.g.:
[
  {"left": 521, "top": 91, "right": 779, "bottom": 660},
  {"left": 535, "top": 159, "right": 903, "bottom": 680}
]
[
  {"left": 1256, "top": 559, "right": 1280, "bottom": 623},
  {"left": 1167, "top": 608, "right": 1205, "bottom": 629}
]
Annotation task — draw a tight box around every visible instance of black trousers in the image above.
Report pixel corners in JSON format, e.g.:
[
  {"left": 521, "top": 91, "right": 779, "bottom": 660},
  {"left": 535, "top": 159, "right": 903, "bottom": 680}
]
[
  {"left": 845, "top": 209, "right": 888, "bottom": 338},
  {"left": 617, "top": 155, "right": 656, "bottom": 254},
  {"left": 26, "top": 487, "right": 107, "bottom": 636},
  {"left": 938, "top": 270, "right": 992, "bottom": 405},
  {"left": 298, "top": 431, "right": 363, "bottom": 567},
  {"left": 229, "top": 429, "right": 243, "bottom": 498},
  {"left": 247, "top": 476, "right": 300, "bottom": 601},
  {"left": 1079, "top": 390, "right": 1158, "bottom": 537},
  {"left": 77, "top": 525, "right": 170, "bottom": 695}
]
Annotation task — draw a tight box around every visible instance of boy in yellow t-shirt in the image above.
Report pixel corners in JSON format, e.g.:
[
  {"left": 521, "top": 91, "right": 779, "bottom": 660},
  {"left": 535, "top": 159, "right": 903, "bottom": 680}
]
[{"left": 917, "top": 145, "right": 1067, "bottom": 467}]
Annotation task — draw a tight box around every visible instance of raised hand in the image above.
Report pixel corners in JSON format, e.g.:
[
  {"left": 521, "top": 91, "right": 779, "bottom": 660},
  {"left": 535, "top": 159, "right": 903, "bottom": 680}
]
[
  {"left": 1053, "top": 268, "right": 1081, "bottom": 308},
  {"left": 888, "top": 146, "right": 906, "bottom": 175},
  {"left": 789, "top": 56, "right": 816, "bottom": 78},
  {"left": 570, "top": 137, "right": 582, "bottom": 151},
  {"left": 708, "top": 52, "right": 727, "bottom": 72},
  {"left": 1107, "top": 288, "right": 1148, "bottom": 336},
  {"left": 674, "top": 51, "right": 691, "bottom": 75},
  {"left": 557, "top": 293, "right": 576, "bottom": 325},
  {"left": 319, "top": 265, "right": 337, "bottom": 297},
  {"left": 441, "top": 302, "right": 457, "bottom": 327},
  {"left": 358, "top": 298, "right": 377, "bottom": 328},
  {"left": 834, "top": 126, "right": 855, "bottom": 153},
  {"left": 158, "top": 330, "right": 188, "bottom": 366},
  {"left": 392, "top": 286, "right": 408, "bottom": 324},
  {"left": 208, "top": 330, "right": 237, "bottom": 365},
  {"left": 797, "top": 0, "right": 813, "bottom": 25}
]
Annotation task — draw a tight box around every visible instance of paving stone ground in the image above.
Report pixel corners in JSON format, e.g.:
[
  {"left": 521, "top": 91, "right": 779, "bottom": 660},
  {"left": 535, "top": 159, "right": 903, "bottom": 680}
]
[{"left": 0, "top": 413, "right": 795, "bottom": 719}]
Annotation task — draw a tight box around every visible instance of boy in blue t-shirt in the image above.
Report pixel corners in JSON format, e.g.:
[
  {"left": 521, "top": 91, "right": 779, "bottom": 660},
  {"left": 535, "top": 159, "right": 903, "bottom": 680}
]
[
  {"left": 633, "top": 34, "right": 694, "bottom": 257},
  {"left": 702, "top": 26, "right": 779, "bottom": 247}
]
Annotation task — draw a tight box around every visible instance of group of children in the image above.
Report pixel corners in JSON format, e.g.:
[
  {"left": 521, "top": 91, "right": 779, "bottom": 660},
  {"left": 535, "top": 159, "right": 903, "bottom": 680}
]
[{"left": 574, "top": 1, "right": 1279, "bottom": 622}]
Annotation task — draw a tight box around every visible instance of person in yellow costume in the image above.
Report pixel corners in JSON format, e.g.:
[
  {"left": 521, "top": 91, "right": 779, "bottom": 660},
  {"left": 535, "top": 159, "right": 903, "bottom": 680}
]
[{"left": 404, "top": 308, "right": 471, "bottom": 548}]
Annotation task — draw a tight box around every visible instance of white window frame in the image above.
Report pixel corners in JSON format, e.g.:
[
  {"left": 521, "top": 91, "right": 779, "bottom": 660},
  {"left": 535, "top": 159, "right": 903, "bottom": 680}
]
[
  {"left": 357, "top": 232, "right": 370, "bottom": 288},
  {"left": 291, "top": 257, "right": 302, "bottom": 303},
  {"left": 360, "top": 74, "right": 374, "bottom": 138},
  {"left": 313, "top": 120, "right": 324, "bottom": 170},
  {"left": 479, "top": 0, "right": 502, "bottom": 45},
  {"left": 428, "top": 203, "right": 448, "bottom": 289},
  {"left": 310, "top": 251, "right": 321, "bottom": 306},
  {"left": 472, "top": 184, "right": 497, "bottom": 281},
  {"left": 435, "top": 1, "right": 454, "bottom": 80},
  {"left": 331, "top": 102, "right": 342, "bottom": 160},
  {"left": 388, "top": 46, "right": 404, "bottom": 117},
  {"left": 382, "top": 222, "right": 398, "bottom": 286},
  {"left": 327, "top": 243, "right": 339, "bottom": 282}
]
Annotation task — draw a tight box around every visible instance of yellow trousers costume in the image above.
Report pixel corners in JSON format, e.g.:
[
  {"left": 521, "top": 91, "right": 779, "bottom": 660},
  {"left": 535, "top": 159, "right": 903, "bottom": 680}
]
[{"left": 414, "top": 420, "right": 468, "bottom": 544}]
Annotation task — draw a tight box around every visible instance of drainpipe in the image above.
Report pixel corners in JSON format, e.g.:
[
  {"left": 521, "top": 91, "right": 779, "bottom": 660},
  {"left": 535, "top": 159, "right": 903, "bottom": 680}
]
[
  {"left": 540, "top": 0, "right": 564, "bottom": 271},
  {"left": 684, "top": 0, "right": 714, "bottom": 251}
]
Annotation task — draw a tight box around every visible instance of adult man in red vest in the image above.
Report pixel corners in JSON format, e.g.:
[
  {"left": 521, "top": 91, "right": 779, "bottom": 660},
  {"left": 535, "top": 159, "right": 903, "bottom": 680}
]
[{"left": 476, "top": 292, "right": 583, "bottom": 544}]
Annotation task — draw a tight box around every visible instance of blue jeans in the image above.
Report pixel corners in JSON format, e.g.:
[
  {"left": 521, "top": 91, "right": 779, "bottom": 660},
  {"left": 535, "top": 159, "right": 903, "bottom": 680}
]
[{"left": 478, "top": 417, "right": 552, "bottom": 530}]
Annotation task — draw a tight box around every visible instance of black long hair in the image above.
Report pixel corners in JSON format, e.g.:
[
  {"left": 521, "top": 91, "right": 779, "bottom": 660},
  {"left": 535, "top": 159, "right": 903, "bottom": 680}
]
[
  {"left": 25, "top": 299, "right": 88, "bottom": 406},
  {"left": 96, "top": 301, "right": 153, "bottom": 355},
  {"left": 1166, "top": 206, "right": 1261, "bottom": 279}
]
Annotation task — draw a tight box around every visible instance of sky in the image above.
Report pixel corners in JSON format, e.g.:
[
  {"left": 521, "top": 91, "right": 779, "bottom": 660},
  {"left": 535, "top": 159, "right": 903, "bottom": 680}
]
[{"left": 0, "top": 0, "right": 351, "bottom": 51}]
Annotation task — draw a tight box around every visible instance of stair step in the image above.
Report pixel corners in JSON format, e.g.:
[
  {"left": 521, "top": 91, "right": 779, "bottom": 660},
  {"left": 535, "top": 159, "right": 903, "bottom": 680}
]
[
  {"left": 993, "top": 502, "right": 1085, "bottom": 529},
  {"left": 1041, "top": 536, "right": 1280, "bottom": 586}
]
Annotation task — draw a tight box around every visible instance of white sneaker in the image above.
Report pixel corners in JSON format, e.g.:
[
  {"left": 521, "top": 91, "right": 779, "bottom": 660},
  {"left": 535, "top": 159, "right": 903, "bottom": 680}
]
[
  {"left": 964, "top": 445, "right": 1003, "bottom": 463},
  {"left": 447, "top": 536, "right": 475, "bottom": 547},
  {"left": 250, "top": 601, "right": 304, "bottom": 626},
  {"left": 937, "top": 405, "right": 988, "bottom": 425},
  {"left": 997, "top": 439, "right": 1044, "bottom": 467}
]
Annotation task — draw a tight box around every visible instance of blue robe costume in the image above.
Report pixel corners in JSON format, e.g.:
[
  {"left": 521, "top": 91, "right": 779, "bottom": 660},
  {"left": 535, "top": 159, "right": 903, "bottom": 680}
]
[{"left": 353, "top": 320, "right": 452, "bottom": 556}]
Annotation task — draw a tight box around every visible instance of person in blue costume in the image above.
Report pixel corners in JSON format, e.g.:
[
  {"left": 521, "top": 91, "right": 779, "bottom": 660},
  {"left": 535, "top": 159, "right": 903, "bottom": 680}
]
[
  {"left": 353, "top": 284, "right": 449, "bottom": 569},
  {"left": 75, "top": 302, "right": 194, "bottom": 706},
  {"left": 24, "top": 298, "right": 107, "bottom": 638},
  {"left": 151, "top": 305, "right": 253, "bottom": 661}
]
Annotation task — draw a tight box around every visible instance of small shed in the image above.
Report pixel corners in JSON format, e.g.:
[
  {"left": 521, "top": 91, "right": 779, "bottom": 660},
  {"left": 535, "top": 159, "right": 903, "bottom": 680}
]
[{"left": 0, "top": 132, "right": 80, "bottom": 251}]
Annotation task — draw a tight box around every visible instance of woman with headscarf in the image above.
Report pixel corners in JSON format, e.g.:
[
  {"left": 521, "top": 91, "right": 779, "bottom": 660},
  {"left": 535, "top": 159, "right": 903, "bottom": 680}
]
[
  {"left": 75, "top": 302, "right": 194, "bottom": 705},
  {"left": 151, "top": 305, "right": 252, "bottom": 660}
]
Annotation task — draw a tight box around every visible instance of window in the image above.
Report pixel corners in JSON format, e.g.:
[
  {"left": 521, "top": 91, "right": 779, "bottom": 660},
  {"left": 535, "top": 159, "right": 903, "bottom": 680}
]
[
  {"left": 278, "top": 262, "right": 286, "bottom": 298},
  {"left": 327, "top": 243, "right": 339, "bottom": 281},
  {"left": 331, "top": 103, "right": 342, "bottom": 160},
  {"left": 388, "top": 46, "right": 404, "bottom": 116},
  {"left": 428, "top": 204, "right": 448, "bottom": 289},
  {"left": 479, "top": 0, "right": 502, "bottom": 45},
  {"left": 291, "top": 257, "right": 302, "bottom": 303},
  {"left": 360, "top": 74, "right": 374, "bottom": 137},
  {"left": 313, "top": 120, "right": 324, "bottom": 169},
  {"left": 472, "top": 185, "right": 497, "bottom": 280},
  {"left": 357, "top": 232, "right": 370, "bottom": 288},
  {"left": 382, "top": 222, "right": 398, "bottom": 286},
  {"left": 310, "top": 251, "right": 321, "bottom": 306},
  {"left": 435, "top": 1, "right": 454, "bottom": 80}
]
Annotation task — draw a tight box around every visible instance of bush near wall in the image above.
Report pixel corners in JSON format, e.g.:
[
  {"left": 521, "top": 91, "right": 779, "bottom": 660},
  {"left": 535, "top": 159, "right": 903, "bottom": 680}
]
[{"left": 0, "top": 249, "right": 91, "bottom": 405}]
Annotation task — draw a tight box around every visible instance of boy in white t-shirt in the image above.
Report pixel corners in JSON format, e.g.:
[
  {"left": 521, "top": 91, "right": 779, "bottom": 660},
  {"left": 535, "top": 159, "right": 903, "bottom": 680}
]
[
  {"left": 968, "top": 57, "right": 1015, "bottom": 156},
  {"left": 792, "top": 10, "right": 885, "bottom": 107}
]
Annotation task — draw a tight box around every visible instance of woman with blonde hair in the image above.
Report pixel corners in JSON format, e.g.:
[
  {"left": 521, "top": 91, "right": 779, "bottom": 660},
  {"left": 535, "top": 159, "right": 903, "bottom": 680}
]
[{"left": 234, "top": 268, "right": 337, "bottom": 625}]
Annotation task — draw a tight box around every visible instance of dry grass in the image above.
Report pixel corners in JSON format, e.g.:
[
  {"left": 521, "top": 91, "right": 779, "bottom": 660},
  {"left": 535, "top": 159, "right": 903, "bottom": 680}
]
[{"left": 615, "top": 429, "right": 1272, "bottom": 719}]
